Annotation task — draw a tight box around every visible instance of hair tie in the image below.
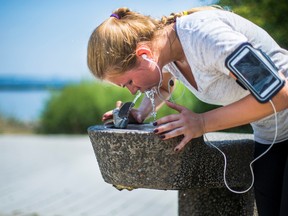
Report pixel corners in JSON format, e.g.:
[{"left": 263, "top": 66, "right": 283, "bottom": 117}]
[
  {"left": 183, "top": 11, "right": 188, "bottom": 15},
  {"left": 110, "top": 13, "right": 120, "bottom": 19}
]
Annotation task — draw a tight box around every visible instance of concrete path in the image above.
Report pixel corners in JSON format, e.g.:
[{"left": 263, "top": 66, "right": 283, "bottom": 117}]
[{"left": 0, "top": 135, "right": 177, "bottom": 216}]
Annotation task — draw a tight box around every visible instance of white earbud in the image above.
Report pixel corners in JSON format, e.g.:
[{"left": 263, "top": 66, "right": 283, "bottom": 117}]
[{"left": 141, "top": 54, "right": 155, "bottom": 64}]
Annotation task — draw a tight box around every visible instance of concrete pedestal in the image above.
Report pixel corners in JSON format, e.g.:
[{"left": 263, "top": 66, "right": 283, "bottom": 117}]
[
  {"left": 179, "top": 188, "right": 255, "bottom": 216},
  {"left": 88, "top": 124, "right": 257, "bottom": 215}
]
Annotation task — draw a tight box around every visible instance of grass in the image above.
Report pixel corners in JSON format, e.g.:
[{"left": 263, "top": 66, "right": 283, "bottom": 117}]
[{"left": 0, "top": 115, "right": 36, "bottom": 134}]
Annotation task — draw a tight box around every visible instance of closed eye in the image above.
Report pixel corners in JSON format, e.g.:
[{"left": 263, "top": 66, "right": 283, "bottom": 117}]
[{"left": 123, "top": 80, "right": 133, "bottom": 88}]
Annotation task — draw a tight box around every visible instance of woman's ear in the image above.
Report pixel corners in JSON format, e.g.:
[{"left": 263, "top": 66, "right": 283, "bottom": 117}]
[{"left": 136, "top": 45, "right": 153, "bottom": 60}]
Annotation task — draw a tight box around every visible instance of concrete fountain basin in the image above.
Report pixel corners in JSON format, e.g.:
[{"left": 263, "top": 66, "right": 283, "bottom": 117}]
[{"left": 87, "top": 124, "right": 254, "bottom": 191}]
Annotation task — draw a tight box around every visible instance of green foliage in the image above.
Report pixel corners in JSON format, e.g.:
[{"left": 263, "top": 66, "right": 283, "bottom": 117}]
[
  {"left": 39, "top": 81, "right": 251, "bottom": 134},
  {"left": 39, "top": 81, "right": 215, "bottom": 134},
  {"left": 155, "top": 82, "right": 218, "bottom": 118},
  {"left": 0, "top": 114, "right": 35, "bottom": 134},
  {"left": 39, "top": 81, "right": 135, "bottom": 134},
  {"left": 219, "top": 0, "right": 288, "bottom": 48}
]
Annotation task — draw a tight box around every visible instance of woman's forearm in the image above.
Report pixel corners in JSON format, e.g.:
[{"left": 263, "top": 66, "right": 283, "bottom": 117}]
[{"left": 203, "top": 84, "right": 288, "bottom": 133}]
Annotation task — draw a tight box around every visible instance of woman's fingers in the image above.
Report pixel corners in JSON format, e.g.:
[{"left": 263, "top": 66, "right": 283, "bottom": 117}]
[
  {"left": 116, "top": 100, "right": 123, "bottom": 108},
  {"left": 102, "top": 110, "right": 113, "bottom": 121},
  {"left": 102, "top": 100, "right": 123, "bottom": 122},
  {"left": 165, "top": 100, "right": 185, "bottom": 112},
  {"left": 153, "top": 101, "right": 204, "bottom": 152}
]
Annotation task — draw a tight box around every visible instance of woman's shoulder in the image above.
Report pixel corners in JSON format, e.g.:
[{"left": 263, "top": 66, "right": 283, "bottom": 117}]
[
  {"left": 175, "top": 10, "right": 248, "bottom": 74},
  {"left": 176, "top": 9, "right": 244, "bottom": 29},
  {"left": 175, "top": 9, "right": 247, "bottom": 46}
]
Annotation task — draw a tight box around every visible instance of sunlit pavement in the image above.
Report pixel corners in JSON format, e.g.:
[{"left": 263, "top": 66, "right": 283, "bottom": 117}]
[{"left": 0, "top": 135, "right": 177, "bottom": 216}]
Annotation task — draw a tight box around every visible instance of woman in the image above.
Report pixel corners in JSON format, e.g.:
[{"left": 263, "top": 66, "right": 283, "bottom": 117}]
[{"left": 87, "top": 5, "right": 288, "bottom": 215}]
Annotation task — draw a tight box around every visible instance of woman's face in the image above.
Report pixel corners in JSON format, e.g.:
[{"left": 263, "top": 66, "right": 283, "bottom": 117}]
[{"left": 107, "top": 57, "right": 161, "bottom": 94}]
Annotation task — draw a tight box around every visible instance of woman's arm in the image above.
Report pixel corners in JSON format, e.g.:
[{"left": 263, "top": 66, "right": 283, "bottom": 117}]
[
  {"left": 204, "top": 85, "right": 288, "bottom": 133},
  {"left": 154, "top": 79, "right": 288, "bottom": 151},
  {"left": 202, "top": 71, "right": 288, "bottom": 132}
]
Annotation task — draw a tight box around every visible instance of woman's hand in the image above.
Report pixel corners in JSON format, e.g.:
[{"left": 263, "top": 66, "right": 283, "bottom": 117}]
[
  {"left": 102, "top": 101, "right": 123, "bottom": 122},
  {"left": 153, "top": 100, "right": 205, "bottom": 152}
]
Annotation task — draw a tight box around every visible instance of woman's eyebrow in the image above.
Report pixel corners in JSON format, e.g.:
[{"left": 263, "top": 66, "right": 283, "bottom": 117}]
[{"left": 122, "top": 80, "right": 132, "bottom": 88}]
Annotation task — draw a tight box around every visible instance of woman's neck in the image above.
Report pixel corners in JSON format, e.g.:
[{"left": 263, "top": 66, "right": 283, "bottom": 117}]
[{"left": 154, "top": 23, "right": 186, "bottom": 67}]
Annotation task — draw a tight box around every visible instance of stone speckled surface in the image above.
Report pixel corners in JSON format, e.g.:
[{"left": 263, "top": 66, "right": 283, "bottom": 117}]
[
  {"left": 88, "top": 124, "right": 257, "bottom": 215},
  {"left": 88, "top": 124, "right": 254, "bottom": 190},
  {"left": 178, "top": 188, "right": 256, "bottom": 216}
]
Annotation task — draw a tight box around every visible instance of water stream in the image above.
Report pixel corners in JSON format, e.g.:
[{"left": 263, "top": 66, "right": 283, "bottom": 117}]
[{"left": 145, "top": 89, "right": 157, "bottom": 121}]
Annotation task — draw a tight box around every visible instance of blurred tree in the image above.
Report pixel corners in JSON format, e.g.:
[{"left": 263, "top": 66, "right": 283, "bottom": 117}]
[
  {"left": 39, "top": 82, "right": 135, "bottom": 134},
  {"left": 39, "top": 81, "right": 251, "bottom": 134},
  {"left": 220, "top": 0, "right": 288, "bottom": 48}
]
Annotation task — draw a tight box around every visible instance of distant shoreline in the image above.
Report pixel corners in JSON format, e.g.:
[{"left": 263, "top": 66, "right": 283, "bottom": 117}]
[{"left": 0, "top": 76, "right": 79, "bottom": 90}]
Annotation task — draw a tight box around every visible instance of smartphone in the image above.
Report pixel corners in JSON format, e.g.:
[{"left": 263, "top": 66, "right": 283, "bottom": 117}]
[{"left": 225, "top": 43, "right": 284, "bottom": 103}]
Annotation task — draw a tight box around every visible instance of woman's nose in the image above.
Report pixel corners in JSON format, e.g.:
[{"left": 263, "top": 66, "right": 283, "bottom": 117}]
[{"left": 126, "top": 85, "right": 139, "bottom": 95}]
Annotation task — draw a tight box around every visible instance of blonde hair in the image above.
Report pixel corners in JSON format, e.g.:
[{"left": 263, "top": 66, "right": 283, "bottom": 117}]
[{"left": 87, "top": 5, "right": 222, "bottom": 80}]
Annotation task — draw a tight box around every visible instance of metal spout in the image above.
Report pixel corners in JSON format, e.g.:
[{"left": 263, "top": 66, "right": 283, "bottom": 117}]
[{"left": 112, "top": 102, "right": 135, "bottom": 129}]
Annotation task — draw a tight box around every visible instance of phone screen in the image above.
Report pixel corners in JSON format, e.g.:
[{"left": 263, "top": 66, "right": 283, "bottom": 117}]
[{"left": 234, "top": 51, "right": 278, "bottom": 96}]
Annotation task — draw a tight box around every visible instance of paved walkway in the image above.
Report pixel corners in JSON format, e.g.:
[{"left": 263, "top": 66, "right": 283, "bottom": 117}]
[{"left": 0, "top": 135, "right": 177, "bottom": 216}]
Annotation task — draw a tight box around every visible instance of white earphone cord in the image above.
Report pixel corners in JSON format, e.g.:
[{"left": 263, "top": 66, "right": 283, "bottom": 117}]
[
  {"left": 143, "top": 55, "right": 185, "bottom": 102},
  {"left": 143, "top": 56, "right": 278, "bottom": 194},
  {"left": 142, "top": 56, "right": 167, "bottom": 101},
  {"left": 204, "top": 99, "right": 278, "bottom": 194}
]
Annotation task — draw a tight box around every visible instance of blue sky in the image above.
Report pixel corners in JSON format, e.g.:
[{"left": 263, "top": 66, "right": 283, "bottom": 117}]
[{"left": 0, "top": 0, "right": 218, "bottom": 81}]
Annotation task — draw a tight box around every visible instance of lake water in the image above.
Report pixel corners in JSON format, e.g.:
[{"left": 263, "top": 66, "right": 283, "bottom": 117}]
[{"left": 0, "top": 90, "right": 51, "bottom": 122}]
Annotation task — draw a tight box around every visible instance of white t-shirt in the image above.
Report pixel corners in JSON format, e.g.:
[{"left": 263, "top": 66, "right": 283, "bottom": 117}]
[{"left": 164, "top": 9, "right": 288, "bottom": 144}]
